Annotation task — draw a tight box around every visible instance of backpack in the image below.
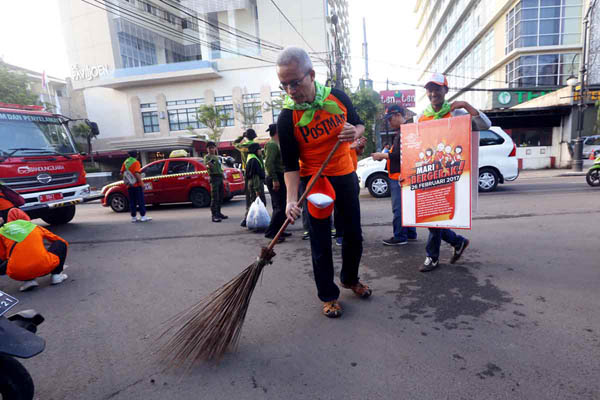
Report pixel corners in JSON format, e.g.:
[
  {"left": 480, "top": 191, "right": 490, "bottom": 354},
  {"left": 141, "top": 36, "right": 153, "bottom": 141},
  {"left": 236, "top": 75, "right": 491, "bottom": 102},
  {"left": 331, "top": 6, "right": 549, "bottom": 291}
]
[
  {"left": 0, "top": 185, "right": 25, "bottom": 207},
  {"left": 123, "top": 170, "right": 137, "bottom": 186}
]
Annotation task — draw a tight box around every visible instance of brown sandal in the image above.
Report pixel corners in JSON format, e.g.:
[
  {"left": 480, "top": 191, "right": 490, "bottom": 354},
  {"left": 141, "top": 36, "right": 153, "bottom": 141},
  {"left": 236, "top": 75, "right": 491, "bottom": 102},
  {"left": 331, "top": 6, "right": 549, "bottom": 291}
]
[
  {"left": 322, "top": 300, "right": 343, "bottom": 318},
  {"left": 341, "top": 281, "right": 372, "bottom": 298}
]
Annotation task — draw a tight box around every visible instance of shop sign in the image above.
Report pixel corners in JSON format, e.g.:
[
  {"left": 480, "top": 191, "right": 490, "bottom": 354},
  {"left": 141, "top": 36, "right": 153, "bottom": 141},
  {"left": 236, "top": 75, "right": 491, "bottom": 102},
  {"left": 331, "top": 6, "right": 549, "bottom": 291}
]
[
  {"left": 71, "top": 64, "right": 111, "bottom": 81},
  {"left": 573, "top": 89, "right": 600, "bottom": 102},
  {"left": 492, "top": 90, "right": 555, "bottom": 108},
  {"left": 380, "top": 90, "right": 416, "bottom": 108}
]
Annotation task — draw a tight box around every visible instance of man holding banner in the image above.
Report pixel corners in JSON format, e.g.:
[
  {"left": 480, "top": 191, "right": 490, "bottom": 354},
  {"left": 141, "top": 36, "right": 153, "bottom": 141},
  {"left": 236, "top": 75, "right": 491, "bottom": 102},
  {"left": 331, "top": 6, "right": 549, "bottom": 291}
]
[{"left": 415, "top": 73, "right": 491, "bottom": 272}]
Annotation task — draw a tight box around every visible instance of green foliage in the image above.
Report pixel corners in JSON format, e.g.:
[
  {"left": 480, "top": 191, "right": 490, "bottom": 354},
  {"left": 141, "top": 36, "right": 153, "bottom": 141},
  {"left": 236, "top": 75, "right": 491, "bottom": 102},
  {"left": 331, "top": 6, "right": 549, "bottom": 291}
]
[
  {"left": 348, "top": 88, "right": 384, "bottom": 157},
  {"left": 0, "top": 63, "right": 39, "bottom": 105},
  {"left": 71, "top": 123, "right": 92, "bottom": 153},
  {"left": 196, "top": 105, "right": 227, "bottom": 143}
]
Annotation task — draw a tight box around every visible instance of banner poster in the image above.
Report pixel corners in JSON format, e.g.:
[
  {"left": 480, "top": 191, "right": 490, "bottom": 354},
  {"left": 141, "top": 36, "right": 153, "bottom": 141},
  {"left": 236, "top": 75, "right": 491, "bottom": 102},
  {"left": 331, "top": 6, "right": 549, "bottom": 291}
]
[{"left": 400, "top": 115, "right": 472, "bottom": 229}]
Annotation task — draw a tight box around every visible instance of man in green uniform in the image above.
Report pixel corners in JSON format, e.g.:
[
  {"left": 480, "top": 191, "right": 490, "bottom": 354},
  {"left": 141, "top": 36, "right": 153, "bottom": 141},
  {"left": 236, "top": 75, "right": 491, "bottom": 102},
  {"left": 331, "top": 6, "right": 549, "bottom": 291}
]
[
  {"left": 205, "top": 141, "right": 228, "bottom": 223},
  {"left": 263, "top": 124, "right": 291, "bottom": 240},
  {"left": 234, "top": 128, "right": 259, "bottom": 227}
]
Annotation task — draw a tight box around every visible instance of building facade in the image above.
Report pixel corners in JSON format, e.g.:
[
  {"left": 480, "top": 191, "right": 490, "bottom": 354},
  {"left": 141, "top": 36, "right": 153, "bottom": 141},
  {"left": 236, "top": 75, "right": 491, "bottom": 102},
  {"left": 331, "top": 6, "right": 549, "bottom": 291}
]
[
  {"left": 58, "top": 0, "right": 350, "bottom": 165},
  {"left": 414, "top": 0, "right": 597, "bottom": 169}
]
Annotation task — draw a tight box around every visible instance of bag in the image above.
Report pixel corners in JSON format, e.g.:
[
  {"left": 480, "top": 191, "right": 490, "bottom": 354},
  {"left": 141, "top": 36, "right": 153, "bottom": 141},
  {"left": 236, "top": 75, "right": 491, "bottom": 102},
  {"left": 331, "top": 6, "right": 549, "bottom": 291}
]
[
  {"left": 0, "top": 185, "right": 25, "bottom": 207},
  {"left": 123, "top": 170, "right": 137, "bottom": 186},
  {"left": 246, "top": 198, "right": 270, "bottom": 231}
]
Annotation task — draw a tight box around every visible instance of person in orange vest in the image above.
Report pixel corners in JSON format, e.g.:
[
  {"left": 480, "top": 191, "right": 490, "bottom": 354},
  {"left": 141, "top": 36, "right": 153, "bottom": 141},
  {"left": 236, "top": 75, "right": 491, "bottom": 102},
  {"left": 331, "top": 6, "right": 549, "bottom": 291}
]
[
  {"left": 276, "top": 46, "right": 371, "bottom": 318},
  {"left": 417, "top": 72, "right": 491, "bottom": 272},
  {"left": 372, "top": 104, "right": 417, "bottom": 246},
  {"left": 0, "top": 208, "right": 69, "bottom": 292}
]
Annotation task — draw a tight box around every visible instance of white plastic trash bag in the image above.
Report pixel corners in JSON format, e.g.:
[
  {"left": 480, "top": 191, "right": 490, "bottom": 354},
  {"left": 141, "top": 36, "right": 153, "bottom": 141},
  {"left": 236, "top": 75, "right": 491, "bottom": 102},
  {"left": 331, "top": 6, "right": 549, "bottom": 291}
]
[{"left": 246, "top": 197, "right": 270, "bottom": 230}]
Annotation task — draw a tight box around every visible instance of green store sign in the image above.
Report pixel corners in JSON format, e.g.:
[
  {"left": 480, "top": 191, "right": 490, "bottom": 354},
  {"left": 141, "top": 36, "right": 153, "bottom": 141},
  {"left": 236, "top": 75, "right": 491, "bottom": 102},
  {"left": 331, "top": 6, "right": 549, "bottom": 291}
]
[{"left": 493, "top": 90, "right": 555, "bottom": 108}]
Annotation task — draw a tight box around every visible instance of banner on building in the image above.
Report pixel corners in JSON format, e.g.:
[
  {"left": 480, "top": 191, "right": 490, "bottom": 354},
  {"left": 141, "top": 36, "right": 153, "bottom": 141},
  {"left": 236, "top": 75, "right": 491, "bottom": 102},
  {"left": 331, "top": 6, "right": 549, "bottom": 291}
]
[
  {"left": 380, "top": 90, "right": 416, "bottom": 108},
  {"left": 400, "top": 115, "right": 473, "bottom": 229}
]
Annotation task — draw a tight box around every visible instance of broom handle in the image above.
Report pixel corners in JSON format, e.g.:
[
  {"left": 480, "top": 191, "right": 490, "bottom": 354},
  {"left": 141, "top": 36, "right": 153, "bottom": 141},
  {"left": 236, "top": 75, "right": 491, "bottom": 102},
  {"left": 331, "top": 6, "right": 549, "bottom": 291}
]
[{"left": 265, "top": 140, "right": 343, "bottom": 252}]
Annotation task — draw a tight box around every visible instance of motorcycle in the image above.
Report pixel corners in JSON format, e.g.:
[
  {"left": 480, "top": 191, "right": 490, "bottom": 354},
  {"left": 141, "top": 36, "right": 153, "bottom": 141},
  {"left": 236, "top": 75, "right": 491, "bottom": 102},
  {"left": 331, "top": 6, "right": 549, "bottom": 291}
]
[
  {"left": 0, "top": 290, "right": 45, "bottom": 400},
  {"left": 586, "top": 153, "right": 600, "bottom": 187}
]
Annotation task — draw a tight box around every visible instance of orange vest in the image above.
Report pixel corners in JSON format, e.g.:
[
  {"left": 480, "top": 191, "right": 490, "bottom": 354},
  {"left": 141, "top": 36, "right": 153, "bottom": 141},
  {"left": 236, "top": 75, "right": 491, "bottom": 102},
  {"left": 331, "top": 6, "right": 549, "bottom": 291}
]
[
  {"left": 386, "top": 145, "right": 401, "bottom": 181},
  {"left": 0, "top": 226, "right": 68, "bottom": 281},
  {"left": 292, "top": 94, "right": 353, "bottom": 177}
]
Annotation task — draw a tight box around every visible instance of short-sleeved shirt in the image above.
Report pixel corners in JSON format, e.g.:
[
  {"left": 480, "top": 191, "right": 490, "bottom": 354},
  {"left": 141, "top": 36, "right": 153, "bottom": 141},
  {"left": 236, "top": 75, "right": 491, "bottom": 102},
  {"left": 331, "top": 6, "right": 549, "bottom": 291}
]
[
  {"left": 120, "top": 159, "right": 142, "bottom": 187},
  {"left": 204, "top": 154, "right": 223, "bottom": 177},
  {"left": 277, "top": 88, "right": 364, "bottom": 177}
]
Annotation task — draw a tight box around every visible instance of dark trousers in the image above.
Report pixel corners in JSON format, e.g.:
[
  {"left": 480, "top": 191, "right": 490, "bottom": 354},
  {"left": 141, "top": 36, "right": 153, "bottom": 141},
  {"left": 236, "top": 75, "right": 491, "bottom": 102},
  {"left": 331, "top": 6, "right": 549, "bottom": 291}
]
[
  {"left": 390, "top": 180, "right": 417, "bottom": 241},
  {"left": 210, "top": 176, "right": 224, "bottom": 217},
  {"left": 426, "top": 228, "right": 465, "bottom": 259},
  {"left": 48, "top": 241, "right": 67, "bottom": 275},
  {"left": 127, "top": 186, "right": 146, "bottom": 217},
  {"left": 265, "top": 174, "right": 287, "bottom": 237},
  {"left": 302, "top": 172, "right": 363, "bottom": 302}
]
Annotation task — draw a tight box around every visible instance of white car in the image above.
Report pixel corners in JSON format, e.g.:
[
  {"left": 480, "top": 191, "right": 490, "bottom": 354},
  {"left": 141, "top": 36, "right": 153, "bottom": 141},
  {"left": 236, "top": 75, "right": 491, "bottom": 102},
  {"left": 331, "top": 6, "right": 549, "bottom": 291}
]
[{"left": 357, "top": 126, "right": 519, "bottom": 196}]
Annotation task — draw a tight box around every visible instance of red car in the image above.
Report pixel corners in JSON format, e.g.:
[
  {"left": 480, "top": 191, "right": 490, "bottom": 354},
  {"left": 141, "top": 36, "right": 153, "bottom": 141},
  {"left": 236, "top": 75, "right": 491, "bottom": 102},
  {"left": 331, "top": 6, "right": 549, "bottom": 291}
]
[{"left": 101, "top": 157, "right": 245, "bottom": 212}]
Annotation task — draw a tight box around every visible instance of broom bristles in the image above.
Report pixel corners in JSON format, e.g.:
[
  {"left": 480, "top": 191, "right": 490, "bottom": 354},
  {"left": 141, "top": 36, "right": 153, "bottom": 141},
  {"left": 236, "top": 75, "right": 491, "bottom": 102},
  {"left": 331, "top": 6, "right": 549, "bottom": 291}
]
[{"left": 156, "top": 251, "right": 272, "bottom": 369}]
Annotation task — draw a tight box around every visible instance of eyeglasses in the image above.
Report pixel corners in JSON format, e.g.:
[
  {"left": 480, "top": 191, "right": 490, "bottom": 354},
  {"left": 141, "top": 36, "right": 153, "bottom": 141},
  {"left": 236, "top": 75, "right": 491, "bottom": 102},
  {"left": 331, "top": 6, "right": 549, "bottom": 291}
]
[{"left": 279, "top": 71, "right": 310, "bottom": 91}]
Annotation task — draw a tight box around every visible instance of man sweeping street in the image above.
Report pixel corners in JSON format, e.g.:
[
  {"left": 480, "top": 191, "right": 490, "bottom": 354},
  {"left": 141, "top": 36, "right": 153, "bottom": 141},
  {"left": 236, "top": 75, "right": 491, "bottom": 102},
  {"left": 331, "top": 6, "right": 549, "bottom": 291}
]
[
  {"left": 276, "top": 46, "right": 371, "bottom": 318},
  {"left": 417, "top": 73, "right": 491, "bottom": 272}
]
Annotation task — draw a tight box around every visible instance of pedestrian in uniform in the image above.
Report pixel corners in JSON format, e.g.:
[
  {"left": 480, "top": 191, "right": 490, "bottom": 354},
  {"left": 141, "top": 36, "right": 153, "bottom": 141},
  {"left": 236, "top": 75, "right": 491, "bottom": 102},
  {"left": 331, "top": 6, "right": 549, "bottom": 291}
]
[
  {"left": 264, "top": 124, "right": 291, "bottom": 241},
  {"left": 417, "top": 73, "right": 491, "bottom": 272},
  {"left": 372, "top": 104, "right": 417, "bottom": 246},
  {"left": 234, "top": 129, "right": 259, "bottom": 227},
  {"left": 121, "top": 151, "right": 151, "bottom": 223},
  {"left": 276, "top": 46, "right": 371, "bottom": 318},
  {"left": 205, "top": 141, "right": 228, "bottom": 223},
  {"left": 244, "top": 142, "right": 267, "bottom": 211}
]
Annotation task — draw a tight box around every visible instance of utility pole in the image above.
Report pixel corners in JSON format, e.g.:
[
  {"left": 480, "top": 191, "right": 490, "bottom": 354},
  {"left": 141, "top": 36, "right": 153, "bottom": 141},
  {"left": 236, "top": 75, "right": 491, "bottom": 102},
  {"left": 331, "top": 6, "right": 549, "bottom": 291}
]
[
  {"left": 331, "top": 14, "right": 343, "bottom": 90},
  {"left": 363, "top": 17, "right": 369, "bottom": 82}
]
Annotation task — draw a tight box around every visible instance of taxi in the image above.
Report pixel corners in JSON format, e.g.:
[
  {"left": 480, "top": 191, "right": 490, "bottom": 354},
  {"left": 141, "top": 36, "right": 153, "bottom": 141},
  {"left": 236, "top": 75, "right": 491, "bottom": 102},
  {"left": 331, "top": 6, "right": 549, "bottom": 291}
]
[{"left": 101, "top": 157, "right": 245, "bottom": 212}]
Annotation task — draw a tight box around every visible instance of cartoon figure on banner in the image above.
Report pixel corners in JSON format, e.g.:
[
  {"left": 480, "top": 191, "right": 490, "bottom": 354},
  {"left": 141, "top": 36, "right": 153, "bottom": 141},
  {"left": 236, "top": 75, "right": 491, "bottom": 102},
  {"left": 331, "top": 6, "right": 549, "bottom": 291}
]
[
  {"left": 425, "top": 148, "right": 434, "bottom": 164},
  {"left": 434, "top": 143, "right": 445, "bottom": 169},
  {"left": 444, "top": 145, "right": 453, "bottom": 168},
  {"left": 416, "top": 151, "right": 426, "bottom": 167},
  {"left": 453, "top": 145, "right": 463, "bottom": 167}
]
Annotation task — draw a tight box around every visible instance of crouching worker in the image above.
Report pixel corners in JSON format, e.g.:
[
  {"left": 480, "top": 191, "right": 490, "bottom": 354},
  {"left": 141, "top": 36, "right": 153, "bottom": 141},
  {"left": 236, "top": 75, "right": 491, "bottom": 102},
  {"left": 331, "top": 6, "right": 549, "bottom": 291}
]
[{"left": 0, "top": 209, "right": 69, "bottom": 292}]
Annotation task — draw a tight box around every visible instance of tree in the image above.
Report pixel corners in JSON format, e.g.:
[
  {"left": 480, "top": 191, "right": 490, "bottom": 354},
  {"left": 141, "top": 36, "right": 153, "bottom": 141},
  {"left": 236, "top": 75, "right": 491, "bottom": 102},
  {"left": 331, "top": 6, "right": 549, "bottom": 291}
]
[
  {"left": 0, "top": 63, "right": 39, "bottom": 105},
  {"left": 235, "top": 102, "right": 262, "bottom": 130},
  {"left": 196, "top": 105, "right": 228, "bottom": 143},
  {"left": 71, "top": 123, "right": 97, "bottom": 162},
  {"left": 348, "top": 88, "right": 384, "bottom": 157}
]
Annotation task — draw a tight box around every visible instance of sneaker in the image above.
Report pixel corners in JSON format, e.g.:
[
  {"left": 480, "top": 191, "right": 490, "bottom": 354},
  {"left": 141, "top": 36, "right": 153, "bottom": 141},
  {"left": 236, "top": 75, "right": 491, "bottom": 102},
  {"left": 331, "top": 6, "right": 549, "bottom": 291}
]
[
  {"left": 302, "top": 231, "right": 310, "bottom": 240},
  {"left": 131, "top": 216, "right": 138, "bottom": 223},
  {"left": 51, "top": 273, "right": 68, "bottom": 285},
  {"left": 335, "top": 237, "right": 343, "bottom": 246},
  {"left": 340, "top": 281, "right": 372, "bottom": 298},
  {"left": 382, "top": 237, "right": 408, "bottom": 246},
  {"left": 330, "top": 228, "right": 336, "bottom": 238},
  {"left": 240, "top": 218, "right": 247, "bottom": 227},
  {"left": 212, "top": 216, "right": 222, "bottom": 223},
  {"left": 19, "top": 280, "right": 39, "bottom": 292},
  {"left": 140, "top": 215, "right": 152, "bottom": 222},
  {"left": 322, "top": 300, "right": 343, "bottom": 318},
  {"left": 218, "top": 213, "right": 228, "bottom": 219},
  {"left": 450, "top": 239, "right": 470, "bottom": 264},
  {"left": 420, "top": 257, "right": 439, "bottom": 272}
]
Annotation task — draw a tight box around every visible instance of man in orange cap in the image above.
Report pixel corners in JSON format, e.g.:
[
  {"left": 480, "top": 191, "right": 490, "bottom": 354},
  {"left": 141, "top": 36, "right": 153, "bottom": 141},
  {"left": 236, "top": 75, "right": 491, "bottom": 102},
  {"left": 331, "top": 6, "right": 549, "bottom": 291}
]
[
  {"left": 417, "top": 73, "right": 491, "bottom": 272},
  {"left": 276, "top": 46, "right": 371, "bottom": 318},
  {"left": 0, "top": 210, "right": 69, "bottom": 292}
]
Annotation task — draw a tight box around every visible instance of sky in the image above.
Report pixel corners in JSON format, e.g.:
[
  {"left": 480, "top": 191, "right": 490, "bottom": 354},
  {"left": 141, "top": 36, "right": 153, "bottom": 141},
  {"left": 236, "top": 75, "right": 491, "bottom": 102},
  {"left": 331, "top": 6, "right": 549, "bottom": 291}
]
[{"left": 0, "top": 0, "right": 420, "bottom": 91}]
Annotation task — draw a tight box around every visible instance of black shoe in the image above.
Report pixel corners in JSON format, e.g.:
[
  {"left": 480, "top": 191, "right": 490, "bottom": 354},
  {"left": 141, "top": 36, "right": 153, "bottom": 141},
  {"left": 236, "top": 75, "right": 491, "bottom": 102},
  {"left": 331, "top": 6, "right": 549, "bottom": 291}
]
[
  {"left": 218, "top": 213, "right": 228, "bottom": 219},
  {"left": 240, "top": 218, "right": 246, "bottom": 227},
  {"left": 302, "top": 231, "right": 310, "bottom": 240},
  {"left": 420, "top": 257, "right": 439, "bottom": 272},
  {"left": 281, "top": 232, "right": 292, "bottom": 237},
  {"left": 330, "top": 228, "right": 336, "bottom": 238},
  {"left": 450, "top": 239, "right": 469, "bottom": 264},
  {"left": 382, "top": 237, "right": 408, "bottom": 246},
  {"left": 212, "top": 216, "right": 222, "bottom": 223}
]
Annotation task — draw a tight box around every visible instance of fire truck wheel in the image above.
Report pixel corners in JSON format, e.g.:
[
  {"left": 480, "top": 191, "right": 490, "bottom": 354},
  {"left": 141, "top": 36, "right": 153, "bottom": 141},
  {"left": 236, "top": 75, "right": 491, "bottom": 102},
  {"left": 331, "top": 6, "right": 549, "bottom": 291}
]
[
  {"left": 108, "top": 193, "right": 129, "bottom": 213},
  {"left": 41, "top": 205, "right": 76, "bottom": 225}
]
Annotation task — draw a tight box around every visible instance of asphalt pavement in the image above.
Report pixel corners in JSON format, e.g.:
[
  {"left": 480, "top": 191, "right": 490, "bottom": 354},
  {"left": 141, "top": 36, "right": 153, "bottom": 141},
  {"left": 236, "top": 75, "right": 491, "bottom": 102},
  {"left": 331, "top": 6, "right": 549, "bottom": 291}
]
[{"left": 2, "top": 175, "right": 599, "bottom": 400}]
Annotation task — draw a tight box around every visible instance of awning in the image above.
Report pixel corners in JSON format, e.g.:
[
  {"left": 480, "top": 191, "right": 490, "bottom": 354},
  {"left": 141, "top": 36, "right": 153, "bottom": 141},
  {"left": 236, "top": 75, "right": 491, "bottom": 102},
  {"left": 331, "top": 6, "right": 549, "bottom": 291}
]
[
  {"left": 484, "top": 106, "right": 571, "bottom": 129},
  {"left": 108, "top": 136, "right": 205, "bottom": 152}
]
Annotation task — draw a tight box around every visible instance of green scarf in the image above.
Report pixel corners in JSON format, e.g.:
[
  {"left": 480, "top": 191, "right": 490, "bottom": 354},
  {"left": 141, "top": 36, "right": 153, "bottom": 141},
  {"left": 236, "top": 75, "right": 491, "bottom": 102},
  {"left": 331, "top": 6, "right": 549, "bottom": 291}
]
[
  {"left": 423, "top": 101, "right": 452, "bottom": 120},
  {"left": 283, "top": 81, "right": 344, "bottom": 127},
  {"left": 0, "top": 220, "right": 36, "bottom": 242},
  {"left": 124, "top": 157, "right": 137, "bottom": 170}
]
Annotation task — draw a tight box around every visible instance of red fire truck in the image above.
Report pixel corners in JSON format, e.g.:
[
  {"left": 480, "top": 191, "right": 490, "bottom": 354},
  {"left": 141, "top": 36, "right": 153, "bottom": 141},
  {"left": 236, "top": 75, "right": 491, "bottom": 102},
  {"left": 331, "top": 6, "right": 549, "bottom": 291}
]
[{"left": 0, "top": 103, "right": 99, "bottom": 224}]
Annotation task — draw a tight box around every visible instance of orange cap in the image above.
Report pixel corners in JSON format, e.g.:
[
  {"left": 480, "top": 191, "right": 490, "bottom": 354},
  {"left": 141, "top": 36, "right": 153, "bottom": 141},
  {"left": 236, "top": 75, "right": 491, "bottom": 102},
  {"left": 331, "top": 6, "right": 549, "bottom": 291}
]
[
  {"left": 7, "top": 208, "right": 31, "bottom": 222},
  {"left": 306, "top": 176, "right": 336, "bottom": 219}
]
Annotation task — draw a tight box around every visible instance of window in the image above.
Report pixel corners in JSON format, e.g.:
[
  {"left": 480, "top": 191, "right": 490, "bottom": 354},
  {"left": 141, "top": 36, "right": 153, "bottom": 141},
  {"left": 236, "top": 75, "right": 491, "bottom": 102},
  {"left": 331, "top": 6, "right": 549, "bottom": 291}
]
[
  {"left": 140, "top": 103, "right": 156, "bottom": 109},
  {"left": 142, "top": 111, "right": 159, "bottom": 133},
  {"left": 142, "top": 161, "right": 165, "bottom": 177},
  {"left": 55, "top": 90, "right": 63, "bottom": 97},
  {"left": 505, "top": 52, "right": 579, "bottom": 87},
  {"left": 243, "top": 102, "right": 262, "bottom": 124},
  {"left": 479, "top": 131, "right": 505, "bottom": 146},
  {"left": 166, "top": 98, "right": 203, "bottom": 106},
  {"left": 118, "top": 31, "right": 157, "bottom": 68},
  {"left": 509, "top": 127, "right": 552, "bottom": 146},
  {"left": 167, "top": 161, "right": 195, "bottom": 174},
  {"left": 214, "top": 95, "right": 232, "bottom": 102},
  {"left": 168, "top": 108, "right": 206, "bottom": 131},
  {"left": 216, "top": 104, "right": 234, "bottom": 126},
  {"left": 242, "top": 93, "right": 261, "bottom": 100},
  {"left": 505, "top": 0, "right": 582, "bottom": 54}
]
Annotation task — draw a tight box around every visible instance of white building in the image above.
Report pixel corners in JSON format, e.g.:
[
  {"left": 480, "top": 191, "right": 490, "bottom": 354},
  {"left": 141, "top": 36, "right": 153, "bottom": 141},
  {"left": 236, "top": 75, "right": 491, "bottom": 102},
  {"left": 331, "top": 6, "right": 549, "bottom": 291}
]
[{"left": 58, "top": 0, "right": 351, "bottom": 164}]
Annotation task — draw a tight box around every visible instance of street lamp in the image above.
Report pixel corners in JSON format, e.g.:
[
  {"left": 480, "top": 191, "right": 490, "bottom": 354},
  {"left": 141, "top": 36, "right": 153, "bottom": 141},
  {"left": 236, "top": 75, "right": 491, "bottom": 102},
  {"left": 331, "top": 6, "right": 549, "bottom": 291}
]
[{"left": 566, "top": 75, "right": 578, "bottom": 88}]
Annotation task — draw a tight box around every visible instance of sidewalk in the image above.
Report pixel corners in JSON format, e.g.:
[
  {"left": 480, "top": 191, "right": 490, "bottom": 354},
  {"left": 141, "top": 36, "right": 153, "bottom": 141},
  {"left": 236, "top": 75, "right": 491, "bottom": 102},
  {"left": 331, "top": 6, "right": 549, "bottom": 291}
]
[{"left": 518, "top": 166, "right": 590, "bottom": 179}]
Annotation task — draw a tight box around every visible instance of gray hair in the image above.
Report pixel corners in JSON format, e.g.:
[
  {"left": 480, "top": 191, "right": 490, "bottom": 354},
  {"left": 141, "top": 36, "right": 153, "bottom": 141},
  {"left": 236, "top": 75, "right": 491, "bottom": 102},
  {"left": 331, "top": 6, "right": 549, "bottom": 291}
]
[{"left": 276, "top": 46, "right": 313, "bottom": 73}]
